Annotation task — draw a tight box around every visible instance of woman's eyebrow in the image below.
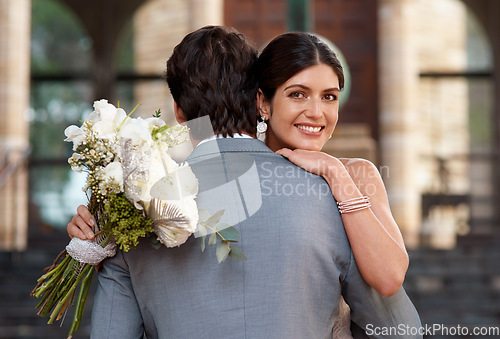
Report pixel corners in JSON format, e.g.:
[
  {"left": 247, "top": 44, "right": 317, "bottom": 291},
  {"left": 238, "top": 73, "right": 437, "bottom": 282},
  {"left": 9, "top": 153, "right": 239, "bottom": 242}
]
[{"left": 283, "top": 84, "right": 310, "bottom": 91}]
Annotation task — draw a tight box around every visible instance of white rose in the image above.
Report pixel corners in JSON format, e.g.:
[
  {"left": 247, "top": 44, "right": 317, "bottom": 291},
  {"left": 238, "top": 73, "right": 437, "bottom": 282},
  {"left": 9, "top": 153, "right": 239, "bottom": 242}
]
[
  {"left": 117, "top": 117, "right": 152, "bottom": 146},
  {"left": 101, "top": 161, "right": 123, "bottom": 191},
  {"left": 146, "top": 117, "right": 166, "bottom": 128},
  {"left": 87, "top": 99, "right": 112, "bottom": 124},
  {"left": 64, "top": 125, "right": 84, "bottom": 150},
  {"left": 89, "top": 100, "right": 128, "bottom": 139}
]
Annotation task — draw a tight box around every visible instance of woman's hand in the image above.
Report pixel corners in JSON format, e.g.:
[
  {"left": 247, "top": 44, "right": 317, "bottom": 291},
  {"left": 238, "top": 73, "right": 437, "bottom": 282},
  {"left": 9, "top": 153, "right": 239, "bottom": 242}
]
[
  {"left": 67, "top": 205, "right": 96, "bottom": 240},
  {"left": 275, "top": 148, "right": 344, "bottom": 178}
]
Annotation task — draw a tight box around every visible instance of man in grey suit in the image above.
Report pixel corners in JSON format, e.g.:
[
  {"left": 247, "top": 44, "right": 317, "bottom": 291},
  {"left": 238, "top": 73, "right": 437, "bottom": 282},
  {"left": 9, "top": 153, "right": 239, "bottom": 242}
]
[{"left": 83, "top": 26, "right": 422, "bottom": 338}]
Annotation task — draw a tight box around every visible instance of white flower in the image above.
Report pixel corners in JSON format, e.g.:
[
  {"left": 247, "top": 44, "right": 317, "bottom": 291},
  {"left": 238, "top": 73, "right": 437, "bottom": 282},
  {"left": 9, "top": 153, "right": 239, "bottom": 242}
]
[
  {"left": 89, "top": 100, "right": 128, "bottom": 139},
  {"left": 150, "top": 198, "right": 199, "bottom": 247},
  {"left": 135, "top": 154, "right": 166, "bottom": 206},
  {"left": 68, "top": 153, "right": 85, "bottom": 172},
  {"left": 117, "top": 117, "right": 152, "bottom": 146},
  {"left": 101, "top": 161, "right": 123, "bottom": 191},
  {"left": 120, "top": 140, "right": 175, "bottom": 209},
  {"left": 64, "top": 125, "right": 84, "bottom": 150},
  {"left": 150, "top": 163, "right": 198, "bottom": 201},
  {"left": 147, "top": 161, "right": 199, "bottom": 248},
  {"left": 145, "top": 117, "right": 166, "bottom": 128},
  {"left": 155, "top": 222, "right": 192, "bottom": 248},
  {"left": 88, "top": 99, "right": 116, "bottom": 123},
  {"left": 153, "top": 147, "right": 179, "bottom": 174}
]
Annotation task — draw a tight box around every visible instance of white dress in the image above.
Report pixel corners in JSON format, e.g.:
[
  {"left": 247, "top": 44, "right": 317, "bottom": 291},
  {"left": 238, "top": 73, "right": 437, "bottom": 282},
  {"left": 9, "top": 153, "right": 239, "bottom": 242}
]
[{"left": 332, "top": 296, "right": 353, "bottom": 338}]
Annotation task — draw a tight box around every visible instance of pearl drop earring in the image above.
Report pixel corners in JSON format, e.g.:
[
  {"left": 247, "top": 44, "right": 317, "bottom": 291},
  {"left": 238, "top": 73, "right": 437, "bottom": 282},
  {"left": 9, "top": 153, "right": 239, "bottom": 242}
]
[{"left": 256, "top": 116, "right": 268, "bottom": 141}]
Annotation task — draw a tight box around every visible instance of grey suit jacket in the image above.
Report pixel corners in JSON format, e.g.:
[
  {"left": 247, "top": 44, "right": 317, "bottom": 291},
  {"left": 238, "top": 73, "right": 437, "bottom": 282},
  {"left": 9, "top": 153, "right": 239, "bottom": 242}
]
[{"left": 91, "top": 138, "right": 422, "bottom": 339}]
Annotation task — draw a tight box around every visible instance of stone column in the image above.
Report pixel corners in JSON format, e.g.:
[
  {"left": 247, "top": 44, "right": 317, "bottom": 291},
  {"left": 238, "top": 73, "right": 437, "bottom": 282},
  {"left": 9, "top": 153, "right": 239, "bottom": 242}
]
[
  {"left": 134, "top": 0, "right": 190, "bottom": 123},
  {"left": 0, "top": 0, "right": 31, "bottom": 251},
  {"left": 188, "top": 0, "right": 223, "bottom": 31},
  {"left": 378, "top": 0, "right": 420, "bottom": 248}
]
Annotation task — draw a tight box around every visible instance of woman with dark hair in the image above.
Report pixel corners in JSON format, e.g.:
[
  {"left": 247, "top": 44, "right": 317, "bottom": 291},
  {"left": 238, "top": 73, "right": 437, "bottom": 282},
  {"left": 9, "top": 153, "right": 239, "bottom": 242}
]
[{"left": 255, "top": 32, "right": 409, "bottom": 337}]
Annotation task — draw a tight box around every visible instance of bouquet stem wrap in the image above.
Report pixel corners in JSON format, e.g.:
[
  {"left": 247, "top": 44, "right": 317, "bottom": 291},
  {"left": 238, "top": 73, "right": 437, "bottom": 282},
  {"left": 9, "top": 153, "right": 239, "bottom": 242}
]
[{"left": 65, "top": 236, "right": 117, "bottom": 266}]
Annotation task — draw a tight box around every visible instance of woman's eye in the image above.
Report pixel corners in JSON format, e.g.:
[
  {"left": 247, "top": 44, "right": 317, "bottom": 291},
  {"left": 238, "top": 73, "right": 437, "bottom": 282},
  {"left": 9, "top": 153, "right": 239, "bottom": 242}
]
[
  {"left": 323, "top": 94, "right": 338, "bottom": 101},
  {"left": 289, "top": 91, "right": 305, "bottom": 99}
]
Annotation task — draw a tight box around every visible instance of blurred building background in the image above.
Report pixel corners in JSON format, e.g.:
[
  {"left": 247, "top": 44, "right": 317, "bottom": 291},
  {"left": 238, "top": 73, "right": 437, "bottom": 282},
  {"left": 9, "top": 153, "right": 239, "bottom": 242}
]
[{"left": 0, "top": 0, "right": 499, "bottom": 337}]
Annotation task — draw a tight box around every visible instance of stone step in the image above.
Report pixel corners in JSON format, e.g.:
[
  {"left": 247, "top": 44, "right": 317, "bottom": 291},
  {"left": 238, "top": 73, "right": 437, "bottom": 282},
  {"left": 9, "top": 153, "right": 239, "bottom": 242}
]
[
  {"left": 0, "top": 228, "right": 94, "bottom": 339},
  {"left": 0, "top": 324, "right": 91, "bottom": 339}
]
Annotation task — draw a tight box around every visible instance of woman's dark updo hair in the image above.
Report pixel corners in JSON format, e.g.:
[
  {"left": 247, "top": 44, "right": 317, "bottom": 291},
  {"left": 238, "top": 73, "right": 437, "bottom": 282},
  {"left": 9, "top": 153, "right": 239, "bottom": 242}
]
[
  {"left": 166, "top": 26, "right": 258, "bottom": 137},
  {"left": 255, "top": 32, "right": 344, "bottom": 102}
]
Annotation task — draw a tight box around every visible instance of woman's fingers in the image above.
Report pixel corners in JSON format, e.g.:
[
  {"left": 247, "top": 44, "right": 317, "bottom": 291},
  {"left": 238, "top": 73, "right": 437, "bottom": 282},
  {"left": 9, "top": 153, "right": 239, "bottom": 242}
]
[
  {"left": 67, "top": 205, "right": 96, "bottom": 240},
  {"left": 67, "top": 220, "right": 88, "bottom": 240},
  {"left": 276, "top": 148, "right": 339, "bottom": 178},
  {"left": 275, "top": 148, "right": 295, "bottom": 159},
  {"left": 76, "top": 205, "right": 95, "bottom": 227},
  {"left": 75, "top": 214, "right": 95, "bottom": 239},
  {"left": 276, "top": 148, "right": 316, "bottom": 168}
]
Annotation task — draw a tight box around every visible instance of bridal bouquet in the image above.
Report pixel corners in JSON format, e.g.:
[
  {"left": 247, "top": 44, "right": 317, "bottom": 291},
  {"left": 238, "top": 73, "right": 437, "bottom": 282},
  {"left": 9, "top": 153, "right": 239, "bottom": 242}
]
[{"left": 31, "top": 99, "right": 243, "bottom": 338}]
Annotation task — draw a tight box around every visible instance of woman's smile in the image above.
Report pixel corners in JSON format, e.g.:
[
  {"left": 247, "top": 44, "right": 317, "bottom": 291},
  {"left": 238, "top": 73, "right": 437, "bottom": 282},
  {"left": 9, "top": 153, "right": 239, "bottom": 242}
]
[{"left": 295, "top": 123, "right": 325, "bottom": 134}]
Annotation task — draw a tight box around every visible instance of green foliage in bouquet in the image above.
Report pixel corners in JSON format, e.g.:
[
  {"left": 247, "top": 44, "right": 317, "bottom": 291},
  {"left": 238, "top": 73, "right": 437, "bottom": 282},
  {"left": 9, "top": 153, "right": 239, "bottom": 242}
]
[{"left": 102, "top": 193, "right": 154, "bottom": 252}]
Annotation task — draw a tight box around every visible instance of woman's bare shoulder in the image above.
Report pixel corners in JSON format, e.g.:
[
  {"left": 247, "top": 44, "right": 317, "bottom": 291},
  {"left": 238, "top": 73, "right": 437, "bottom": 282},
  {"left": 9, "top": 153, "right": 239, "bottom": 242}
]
[{"left": 339, "top": 158, "right": 381, "bottom": 180}]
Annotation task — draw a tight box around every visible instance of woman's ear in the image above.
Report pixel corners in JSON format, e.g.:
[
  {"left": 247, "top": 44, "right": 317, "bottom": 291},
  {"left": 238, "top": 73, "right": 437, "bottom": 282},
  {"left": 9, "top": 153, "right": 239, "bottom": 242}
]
[
  {"left": 173, "top": 101, "right": 186, "bottom": 124},
  {"left": 257, "top": 89, "right": 271, "bottom": 120}
]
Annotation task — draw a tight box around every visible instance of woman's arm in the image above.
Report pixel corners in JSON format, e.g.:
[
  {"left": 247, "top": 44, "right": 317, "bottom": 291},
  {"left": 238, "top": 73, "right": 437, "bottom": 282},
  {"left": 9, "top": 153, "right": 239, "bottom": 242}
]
[{"left": 276, "top": 148, "right": 408, "bottom": 297}]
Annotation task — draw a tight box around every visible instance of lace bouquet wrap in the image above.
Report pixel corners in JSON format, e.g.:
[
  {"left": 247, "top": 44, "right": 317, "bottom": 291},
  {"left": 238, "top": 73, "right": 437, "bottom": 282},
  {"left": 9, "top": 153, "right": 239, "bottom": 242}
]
[{"left": 30, "top": 100, "right": 199, "bottom": 338}]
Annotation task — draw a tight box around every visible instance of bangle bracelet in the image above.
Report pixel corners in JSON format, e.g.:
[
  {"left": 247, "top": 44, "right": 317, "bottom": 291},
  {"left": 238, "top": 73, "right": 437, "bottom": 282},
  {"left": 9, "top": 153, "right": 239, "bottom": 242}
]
[{"left": 337, "top": 196, "right": 371, "bottom": 214}]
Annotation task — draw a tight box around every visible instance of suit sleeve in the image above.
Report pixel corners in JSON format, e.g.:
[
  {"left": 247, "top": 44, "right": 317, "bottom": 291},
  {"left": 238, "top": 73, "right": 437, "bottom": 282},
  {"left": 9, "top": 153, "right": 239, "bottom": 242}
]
[
  {"left": 90, "top": 250, "right": 145, "bottom": 339},
  {"left": 341, "top": 252, "right": 423, "bottom": 339}
]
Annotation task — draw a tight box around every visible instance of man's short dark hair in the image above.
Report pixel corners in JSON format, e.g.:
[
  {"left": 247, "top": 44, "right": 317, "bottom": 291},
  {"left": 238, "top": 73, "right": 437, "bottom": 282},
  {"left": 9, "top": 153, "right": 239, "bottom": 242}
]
[{"left": 166, "top": 26, "right": 258, "bottom": 138}]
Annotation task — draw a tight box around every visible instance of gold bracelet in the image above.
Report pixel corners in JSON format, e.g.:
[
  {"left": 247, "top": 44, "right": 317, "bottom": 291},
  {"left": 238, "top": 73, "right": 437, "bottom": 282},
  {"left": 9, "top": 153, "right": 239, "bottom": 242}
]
[{"left": 337, "top": 196, "right": 371, "bottom": 214}]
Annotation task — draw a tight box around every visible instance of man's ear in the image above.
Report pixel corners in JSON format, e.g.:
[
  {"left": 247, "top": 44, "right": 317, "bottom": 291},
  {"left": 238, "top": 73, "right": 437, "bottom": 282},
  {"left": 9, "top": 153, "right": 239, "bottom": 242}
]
[
  {"left": 173, "top": 101, "right": 186, "bottom": 124},
  {"left": 257, "top": 89, "right": 271, "bottom": 120}
]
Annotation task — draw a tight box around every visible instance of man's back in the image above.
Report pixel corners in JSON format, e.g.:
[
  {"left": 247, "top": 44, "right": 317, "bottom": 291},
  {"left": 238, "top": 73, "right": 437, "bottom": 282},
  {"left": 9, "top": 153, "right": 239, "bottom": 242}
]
[{"left": 91, "top": 138, "right": 421, "bottom": 338}]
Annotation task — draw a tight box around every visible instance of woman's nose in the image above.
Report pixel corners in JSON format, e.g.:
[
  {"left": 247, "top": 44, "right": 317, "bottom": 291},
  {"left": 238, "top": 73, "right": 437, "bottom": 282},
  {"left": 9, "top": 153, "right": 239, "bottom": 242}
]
[{"left": 304, "top": 98, "right": 322, "bottom": 118}]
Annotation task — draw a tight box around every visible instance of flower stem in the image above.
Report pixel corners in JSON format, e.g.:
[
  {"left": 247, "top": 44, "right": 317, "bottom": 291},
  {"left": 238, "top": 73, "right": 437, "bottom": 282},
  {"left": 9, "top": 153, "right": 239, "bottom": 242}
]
[
  {"left": 47, "top": 262, "right": 89, "bottom": 324},
  {"left": 35, "top": 254, "right": 71, "bottom": 284},
  {"left": 33, "top": 255, "right": 72, "bottom": 300},
  {"left": 67, "top": 265, "right": 94, "bottom": 337}
]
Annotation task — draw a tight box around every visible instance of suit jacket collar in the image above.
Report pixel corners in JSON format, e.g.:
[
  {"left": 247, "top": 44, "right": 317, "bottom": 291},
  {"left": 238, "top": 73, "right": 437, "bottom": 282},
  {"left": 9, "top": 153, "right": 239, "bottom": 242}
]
[{"left": 187, "top": 138, "right": 273, "bottom": 162}]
